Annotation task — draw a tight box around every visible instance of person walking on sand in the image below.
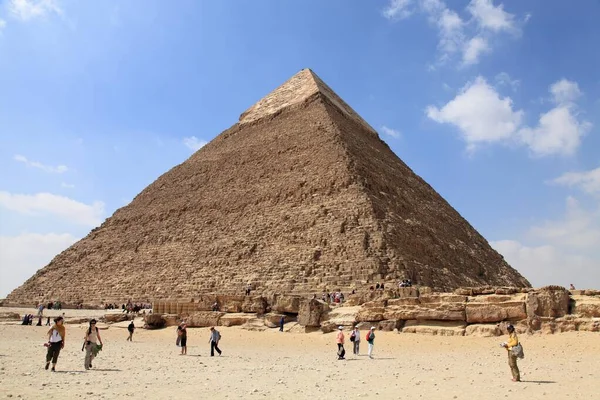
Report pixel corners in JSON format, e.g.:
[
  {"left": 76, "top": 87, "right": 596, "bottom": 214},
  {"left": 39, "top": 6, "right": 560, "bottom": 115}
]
[
  {"left": 501, "top": 324, "right": 521, "bottom": 382},
  {"left": 177, "top": 322, "right": 188, "bottom": 355},
  {"left": 84, "top": 319, "right": 103, "bottom": 370},
  {"left": 127, "top": 321, "right": 135, "bottom": 341},
  {"left": 45, "top": 316, "right": 65, "bottom": 372},
  {"left": 336, "top": 326, "right": 345, "bottom": 360},
  {"left": 279, "top": 316, "right": 285, "bottom": 332},
  {"left": 209, "top": 327, "right": 222, "bottom": 356},
  {"left": 350, "top": 326, "right": 360, "bottom": 355},
  {"left": 366, "top": 327, "right": 376, "bottom": 359}
]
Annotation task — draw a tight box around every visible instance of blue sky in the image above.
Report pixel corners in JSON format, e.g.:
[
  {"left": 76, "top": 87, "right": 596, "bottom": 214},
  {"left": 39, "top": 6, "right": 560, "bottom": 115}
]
[{"left": 0, "top": 0, "right": 599, "bottom": 296}]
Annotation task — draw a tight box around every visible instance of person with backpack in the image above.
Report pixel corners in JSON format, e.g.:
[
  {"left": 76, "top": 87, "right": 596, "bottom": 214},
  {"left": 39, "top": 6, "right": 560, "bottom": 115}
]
[
  {"left": 366, "top": 327, "right": 376, "bottom": 359},
  {"left": 336, "top": 326, "right": 345, "bottom": 360},
  {"left": 209, "top": 327, "right": 222, "bottom": 356},
  {"left": 501, "top": 324, "right": 522, "bottom": 382},
  {"left": 350, "top": 326, "right": 360, "bottom": 355},
  {"left": 127, "top": 321, "right": 135, "bottom": 341},
  {"left": 83, "top": 319, "right": 103, "bottom": 370}
]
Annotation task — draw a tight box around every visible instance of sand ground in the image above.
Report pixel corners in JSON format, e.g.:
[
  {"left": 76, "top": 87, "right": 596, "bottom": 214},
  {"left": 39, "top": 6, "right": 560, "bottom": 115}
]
[{"left": 0, "top": 307, "right": 598, "bottom": 399}]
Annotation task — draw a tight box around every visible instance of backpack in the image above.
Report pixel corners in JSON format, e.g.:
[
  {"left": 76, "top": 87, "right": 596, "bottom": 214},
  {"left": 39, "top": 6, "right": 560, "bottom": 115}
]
[
  {"left": 366, "top": 332, "right": 371, "bottom": 341},
  {"left": 350, "top": 332, "right": 356, "bottom": 342},
  {"left": 217, "top": 331, "right": 222, "bottom": 341}
]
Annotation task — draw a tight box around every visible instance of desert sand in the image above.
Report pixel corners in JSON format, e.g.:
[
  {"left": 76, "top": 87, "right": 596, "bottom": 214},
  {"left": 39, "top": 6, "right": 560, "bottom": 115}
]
[{"left": 0, "top": 308, "right": 598, "bottom": 399}]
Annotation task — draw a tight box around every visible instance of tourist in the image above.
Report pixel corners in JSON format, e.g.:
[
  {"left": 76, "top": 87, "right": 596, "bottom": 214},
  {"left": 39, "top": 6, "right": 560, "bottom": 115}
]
[
  {"left": 246, "top": 284, "right": 252, "bottom": 296},
  {"left": 380, "top": 283, "right": 385, "bottom": 290},
  {"left": 375, "top": 283, "right": 380, "bottom": 290},
  {"left": 209, "top": 327, "right": 222, "bottom": 356},
  {"left": 127, "top": 321, "right": 135, "bottom": 341},
  {"left": 366, "top": 327, "right": 376, "bottom": 359},
  {"left": 45, "top": 316, "right": 65, "bottom": 372},
  {"left": 37, "top": 303, "right": 45, "bottom": 317},
  {"left": 279, "top": 316, "right": 285, "bottom": 332},
  {"left": 177, "top": 322, "right": 187, "bottom": 355},
  {"left": 46, "top": 316, "right": 51, "bottom": 326},
  {"left": 36, "top": 316, "right": 42, "bottom": 326},
  {"left": 336, "top": 326, "right": 345, "bottom": 360},
  {"left": 350, "top": 326, "right": 360, "bottom": 355},
  {"left": 501, "top": 324, "right": 521, "bottom": 382},
  {"left": 570, "top": 283, "right": 576, "bottom": 290},
  {"left": 84, "top": 319, "right": 103, "bottom": 370}
]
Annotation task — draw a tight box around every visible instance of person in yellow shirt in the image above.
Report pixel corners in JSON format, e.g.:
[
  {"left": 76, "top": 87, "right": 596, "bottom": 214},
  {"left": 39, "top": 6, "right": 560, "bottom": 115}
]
[{"left": 502, "top": 324, "right": 520, "bottom": 382}]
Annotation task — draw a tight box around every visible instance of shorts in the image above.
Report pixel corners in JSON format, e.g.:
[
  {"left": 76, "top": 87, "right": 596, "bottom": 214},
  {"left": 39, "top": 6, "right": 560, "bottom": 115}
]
[{"left": 180, "top": 337, "right": 187, "bottom": 347}]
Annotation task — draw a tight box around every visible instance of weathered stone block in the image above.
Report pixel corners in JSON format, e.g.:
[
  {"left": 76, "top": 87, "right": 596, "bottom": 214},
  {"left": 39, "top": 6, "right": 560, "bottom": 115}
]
[
  {"left": 219, "top": 313, "right": 257, "bottom": 327},
  {"left": 526, "top": 287, "right": 570, "bottom": 318},
  {"left": 298, "top": 299, "right": 328, "bottom": 327},
  {"left": 466, "top": 302, "right": 526, "bottom": 323},
  {"left": 465, "top": 324, "right": 503, "bottom": 337},
  {"left": 356, "top": 307, "right": 385, "bottom": 322},
  {"left": 402, "top": 320, "right": 466, "bottom": 336},
  {"left": 187, "top": 311, "right": 224, "bottom": 327},
  {"left": 571, "top": 295, "right": 600, "bottom": 318},
  {"left": 144, "top": 314, "right": 166, "bottom": 329},
  {"left": 271, "top": 294, "right": 301, "bottom": 314}
]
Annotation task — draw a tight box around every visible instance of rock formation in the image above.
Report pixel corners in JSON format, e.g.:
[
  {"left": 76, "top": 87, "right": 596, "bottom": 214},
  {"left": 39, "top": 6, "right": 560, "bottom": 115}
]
[{"left": 6, "top": 68, "right": 529, "bottom": 306}]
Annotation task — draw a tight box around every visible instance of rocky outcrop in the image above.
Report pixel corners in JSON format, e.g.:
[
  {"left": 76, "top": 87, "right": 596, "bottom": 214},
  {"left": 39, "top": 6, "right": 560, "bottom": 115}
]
[
  {"left": 144, "top": 314, "right": 166, "bottom": 329},
  {"left": 187, "top": 312, "right": 224, "bottom": 328},
  {"left": 298, "top": 299, "right": 328, "bottom": 327},
  {"left": 219, "top": 313, "right": 257, "bottom": 327},
  {"left": 526, "top": 287, "right": 570, "bottom": 318},
  {"left": 105, "top": 313, "right": 129, "bottom": 323},
  {"left": 402, "top": 320, "right": 466, "bottom": 336},
  {"left": 263, "top": 313, "right": 296, "bottom": 328}
]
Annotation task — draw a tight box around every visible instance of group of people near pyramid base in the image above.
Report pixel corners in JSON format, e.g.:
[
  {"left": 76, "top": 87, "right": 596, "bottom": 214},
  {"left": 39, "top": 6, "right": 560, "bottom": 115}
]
[
  {"left": 335, "top": 326, "right": 376, "bottom": 360},
  {"left": 333, "top": 323, "right": 524, "bottom": 383},
  {"left": 41, "top": 309, "right": 523, "bottom": 382},
  {"left": 175, "top": 322, "right": 223, "bottom": 357}
]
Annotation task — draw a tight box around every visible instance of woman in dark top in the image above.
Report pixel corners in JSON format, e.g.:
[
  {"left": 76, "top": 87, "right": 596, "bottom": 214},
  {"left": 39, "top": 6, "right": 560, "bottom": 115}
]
[{"left": 177, "top": 322, "right": 187, "bottom": 355}]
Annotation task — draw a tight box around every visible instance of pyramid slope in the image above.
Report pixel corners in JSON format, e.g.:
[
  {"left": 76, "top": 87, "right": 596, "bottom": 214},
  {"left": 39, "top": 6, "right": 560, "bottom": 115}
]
[{"left": 6, "top": 70, "right": 529, "bottom": 305}]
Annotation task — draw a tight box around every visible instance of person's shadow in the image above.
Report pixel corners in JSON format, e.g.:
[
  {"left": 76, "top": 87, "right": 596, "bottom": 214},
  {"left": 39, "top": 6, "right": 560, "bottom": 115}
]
[{"left": 521, "top": 380, "right": 556, "bottom": 384}]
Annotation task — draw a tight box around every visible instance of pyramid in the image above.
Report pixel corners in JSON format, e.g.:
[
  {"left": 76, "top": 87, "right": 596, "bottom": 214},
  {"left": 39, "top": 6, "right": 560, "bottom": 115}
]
[{"left": 6, "top": 69, "right": 530, "bottom": 305}]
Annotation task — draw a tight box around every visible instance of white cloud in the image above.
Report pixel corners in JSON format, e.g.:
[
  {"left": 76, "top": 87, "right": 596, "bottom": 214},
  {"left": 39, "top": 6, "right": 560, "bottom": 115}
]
[
  {"left": 467, "top": 0, "right": 516, "bottom": 33},
  {"left": 383, "top": 0, "right": 521, "bottom": 66},
  {"left": 550, "top": 79, "right": 582, "bottom": 104},
  {"left": 8, "top": 0, "right": 63, "bottom": 21},
  {"left": 383, "top": 0, "right": 414, "bottom": 20},
  {"left": 495, "top": 72, "right": 520, "bottom": 91},
  {"left": 426, "top": 76, "right": 523, "bottom": 150},
  {"left": 14, "top": 154, "right": 68, "bottom": 173},
  {"left": 491, "top": 240, "right": 599, "bottom": 289},
  {"left": 183, "top": 136, "right": 207, "bottom": 151},
  {"left": 491, "top": 196, "right": 600, "bottom": 289},
  {"left": 0, "top": 232, "right": 78, "bottom": 297},
  {"left": 552, "top": 166, "right": 600, "bottom": 195},
  {"left": 462, "top": 36, "right": 490, "bottom": 66},
  {"left": 381, "top": 126, "right": 401, "bottom": 138},
  {"left": 0, "top": 191, "right": 105, "bottom": 227},
  {"left": 528, "top": 196, "right": 600, "bottom": 250},
  {"left": 427, "top": 77, "right": 591, "bottom": 156},
  {"left": 60, "top": 182, "right": 75, "bottom": 189},
  {"left": 518, "top": 105, "right": 591, "bottom": 157}
]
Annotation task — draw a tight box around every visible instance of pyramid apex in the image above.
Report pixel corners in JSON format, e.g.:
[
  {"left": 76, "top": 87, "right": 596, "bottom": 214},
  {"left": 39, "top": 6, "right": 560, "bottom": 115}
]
[{"left": 239, "top": 69, "right": 378, "bottom": 135}]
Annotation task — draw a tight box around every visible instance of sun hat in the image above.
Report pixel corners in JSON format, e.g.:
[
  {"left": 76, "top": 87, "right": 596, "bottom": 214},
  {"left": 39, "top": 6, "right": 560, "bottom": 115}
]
[
  {"left": 338, "top": 326, "right": 343, "bottom": 330},
  {"left": 370, "top": 326, "right": 376, "bottom": 330}
]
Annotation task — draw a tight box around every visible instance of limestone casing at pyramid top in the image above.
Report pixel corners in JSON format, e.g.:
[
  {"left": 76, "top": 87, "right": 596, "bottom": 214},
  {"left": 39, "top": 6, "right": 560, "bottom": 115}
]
[{"left": 239, "top": 68, "right": 378, "bottom": 136}]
